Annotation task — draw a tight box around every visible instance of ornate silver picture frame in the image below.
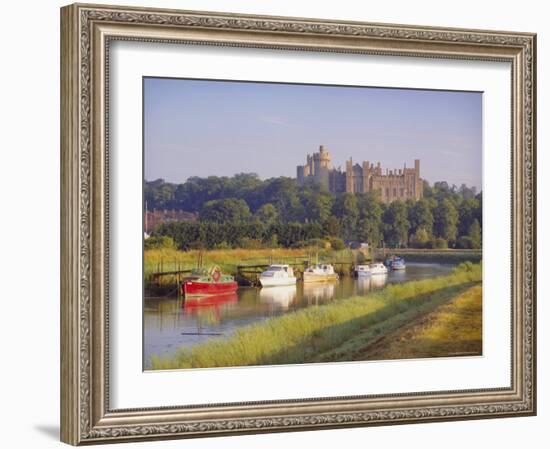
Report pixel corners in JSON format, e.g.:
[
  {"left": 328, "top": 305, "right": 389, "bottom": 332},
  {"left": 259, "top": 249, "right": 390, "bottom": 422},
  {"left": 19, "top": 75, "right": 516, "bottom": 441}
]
[{"left": 60, "top": 3, "right": 536, "bottom": 445}]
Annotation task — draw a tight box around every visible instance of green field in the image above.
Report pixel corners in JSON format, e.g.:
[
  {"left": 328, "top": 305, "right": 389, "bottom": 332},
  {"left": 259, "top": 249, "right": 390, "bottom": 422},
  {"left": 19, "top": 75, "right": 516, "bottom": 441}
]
[{"left": 150, "top": 262, "right": 481, "bottom": 370}]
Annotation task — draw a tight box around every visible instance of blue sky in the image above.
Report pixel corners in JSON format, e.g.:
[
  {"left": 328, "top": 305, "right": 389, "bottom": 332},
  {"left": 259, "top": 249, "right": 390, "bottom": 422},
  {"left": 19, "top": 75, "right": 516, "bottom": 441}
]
[{"left": 144, "top": 77, "right": 482, "bottom": 190}]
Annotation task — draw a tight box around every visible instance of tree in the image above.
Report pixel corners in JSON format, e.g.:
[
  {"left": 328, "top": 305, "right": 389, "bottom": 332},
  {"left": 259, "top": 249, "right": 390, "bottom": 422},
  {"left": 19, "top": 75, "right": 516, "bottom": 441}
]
[
  {"left": 322, "top": 216, "right": 341, "bottom": 238},
  {"left": 468, "top": 219, "right": 482, "bottom": 249},
  {"left": 433, "top": 198, "right": 458, "bottom": 244},
  {"left": 356, "top": 192, "right": 383, "bottom": 246},
  {"left": 410, "top": 227, "right": 430, "bottom": 248},
  {"left": 254, "top": 203, "right": 278, "bottom": 225},
  {"left": 260, "top": 177, "right": 304, "bottom": 222},
  {"left": 408, "top": 198, "right": 434, "bottom": 239},
  {"left": 302, "top": 190, "right": 333, "bottom": 223},
  {"left": 332, "top": 193, "right": 359, "bottom": 240},
  {"left": 200, "top": 198, "right": 251, "bottom": 223},
  {"left": 383, "top": 201, "right": 409, "bottom": 247},
  {"left": 458, "top": 183, "right": 477, "bottom": 200},
  {"left": 457, "top": 197, "right": 481, "bottom": 237}
]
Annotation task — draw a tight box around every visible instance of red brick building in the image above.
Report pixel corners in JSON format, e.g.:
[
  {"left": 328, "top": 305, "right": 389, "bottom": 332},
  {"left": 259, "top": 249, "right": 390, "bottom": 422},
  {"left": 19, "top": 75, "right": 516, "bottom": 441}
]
[{"left": 145, "top": 209, "right": 197, "bottom": 233}]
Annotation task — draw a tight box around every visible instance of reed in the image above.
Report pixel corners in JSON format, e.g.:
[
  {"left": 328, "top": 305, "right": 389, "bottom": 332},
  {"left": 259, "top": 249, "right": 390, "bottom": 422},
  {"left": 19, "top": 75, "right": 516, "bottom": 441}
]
[
  {"left": 150, "top": 262, "right": 481, "bottom": 369},
  {"left": 144, "top": 246, "right": 357, "bottom": 286}
]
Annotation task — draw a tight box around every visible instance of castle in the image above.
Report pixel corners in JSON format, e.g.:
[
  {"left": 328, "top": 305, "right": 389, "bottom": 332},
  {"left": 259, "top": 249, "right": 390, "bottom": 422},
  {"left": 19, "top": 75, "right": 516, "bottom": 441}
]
[{"left": 296, "top": 145, "right": 423, "bottom": 203}]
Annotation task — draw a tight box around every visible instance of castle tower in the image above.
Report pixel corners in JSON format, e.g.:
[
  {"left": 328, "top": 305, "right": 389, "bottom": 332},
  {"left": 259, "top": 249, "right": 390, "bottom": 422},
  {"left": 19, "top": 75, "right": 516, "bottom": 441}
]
[
  {"left": 362, "top": 161, "right": 370, "bottom": 193},
  {"left": 345, "top": 158, "right": 354, "bottom": 193},
  {"left": 414, "top": 159, "right": 422, "bottom": 199},
  {"left": 318, "top": 145, "right": 331, "bottom": 168}
]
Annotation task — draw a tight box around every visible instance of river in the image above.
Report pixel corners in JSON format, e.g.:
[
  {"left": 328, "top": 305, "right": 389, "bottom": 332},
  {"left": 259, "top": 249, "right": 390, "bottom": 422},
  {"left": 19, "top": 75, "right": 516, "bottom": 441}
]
[{"left": 144, "top": 262, "right": 454, "bottom": 366}]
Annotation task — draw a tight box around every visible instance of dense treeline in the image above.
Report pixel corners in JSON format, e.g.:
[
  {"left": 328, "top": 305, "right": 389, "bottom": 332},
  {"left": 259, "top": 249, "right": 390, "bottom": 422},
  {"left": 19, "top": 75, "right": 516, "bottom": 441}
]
[{"left": 147, "top": 174, "right": 482, "bottom": 250}]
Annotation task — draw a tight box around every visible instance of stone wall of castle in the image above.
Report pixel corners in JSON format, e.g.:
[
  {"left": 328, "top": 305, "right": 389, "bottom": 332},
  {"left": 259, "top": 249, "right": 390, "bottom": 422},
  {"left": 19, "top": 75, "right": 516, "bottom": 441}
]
[{"left": 297, "top": 146, "right": 423, "bottom": 203}]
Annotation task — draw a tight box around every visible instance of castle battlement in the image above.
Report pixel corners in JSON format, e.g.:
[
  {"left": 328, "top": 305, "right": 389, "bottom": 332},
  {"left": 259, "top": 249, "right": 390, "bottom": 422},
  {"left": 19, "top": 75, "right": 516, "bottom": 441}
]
[{"left": 296, "top": 146, "right": 422, "bottom": 203}]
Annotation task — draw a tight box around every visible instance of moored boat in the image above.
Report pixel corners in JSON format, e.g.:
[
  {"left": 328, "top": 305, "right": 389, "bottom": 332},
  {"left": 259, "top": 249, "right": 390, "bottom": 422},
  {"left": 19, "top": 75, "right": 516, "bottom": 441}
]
[
  {"left": 355, "top": 264, "right": 371, "bottom": 277},
  {"left": 182, "top": 266, "right": 238, "bottom": 297},
  {"left": 259, "top": 264, "right": 297, "bottom": 287},
  {"left": 384, "top": 255, "right": 406, "bottom": 270},
  {"left": 369, "top": 262, "right": 389, "bottom": 275},
  {"left": 303, "top": 263, "right": 339, "bottom": 283},
  {"left": 390, "top": 257, "right": 406, "bottom": 270}
]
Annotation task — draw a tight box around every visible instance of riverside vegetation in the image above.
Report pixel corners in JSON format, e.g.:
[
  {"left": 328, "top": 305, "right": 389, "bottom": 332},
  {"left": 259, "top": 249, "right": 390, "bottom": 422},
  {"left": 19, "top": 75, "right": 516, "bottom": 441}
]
[
  {"left": 146, "top": 174, "right": 482, "bottom": 251},
  {"left": 150, "top": 262, "right": 481, "bottom": 369},
  {"left": 352, "top": 284, "right": 482, "bottom": 360}
]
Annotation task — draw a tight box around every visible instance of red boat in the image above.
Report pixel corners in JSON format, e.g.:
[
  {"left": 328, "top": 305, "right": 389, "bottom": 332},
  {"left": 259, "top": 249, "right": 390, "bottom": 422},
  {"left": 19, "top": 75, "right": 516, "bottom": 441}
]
[{"left": 182, "top": 266, "right": 238, "bottom": 297}]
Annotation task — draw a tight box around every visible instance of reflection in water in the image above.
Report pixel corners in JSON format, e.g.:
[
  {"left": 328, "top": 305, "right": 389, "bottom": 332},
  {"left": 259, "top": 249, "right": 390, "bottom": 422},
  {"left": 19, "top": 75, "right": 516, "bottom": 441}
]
[
  {"left": 182, "top": 293, "right": 238, "bottom": 326},
  {"left": 144, "top": 263, "right": 455, "bottom": 364},
  {"left": 259, "top": 285, "right": 297, "bottom": 310},
  {"left": 183, "top": 293, "right": 238, "bottom": 315},
  {"left": 355, "top": 274, "right": 387, "bottom": 293},
  {"left": 302, "top": 282, "right": 336, "bottom": 305},
  {"left": 370, "top": 274, "right": 388, "bottom": 288}
]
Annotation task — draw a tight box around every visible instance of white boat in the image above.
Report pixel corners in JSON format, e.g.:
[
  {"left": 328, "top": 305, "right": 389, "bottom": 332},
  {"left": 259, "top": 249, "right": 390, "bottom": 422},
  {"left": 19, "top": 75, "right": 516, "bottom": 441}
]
[
  {"left": 369, "top": 262, "right": 388, "bottom": 275},
  {"left": 355, "top": 264, "right": 371, "bottom": 277},
  {"left": 259, "top": 264, "right": 297, "bottom": 287},
  {"left": 303, "top": 264, "right": 339, "bottom": 283}
]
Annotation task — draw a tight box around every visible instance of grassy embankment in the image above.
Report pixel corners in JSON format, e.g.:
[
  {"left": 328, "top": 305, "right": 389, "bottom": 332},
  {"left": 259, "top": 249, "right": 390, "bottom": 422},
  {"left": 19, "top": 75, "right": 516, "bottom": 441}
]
[
  {"left": 150, "top": 262, "right": 481, "bottom": 369},
  {"left": 144, "top": 247, "right": 359, "bottom": 287},
  {"left": 145, "top": 247, "right": 480, "bottom": 287},
  {"left": 356, "top": 284, "right": 482, "bottom": 359},
  {"left": 317, "top": 284, "right": 482, "bottom": 362},
  {"left": 378, "top": 248, "right": 482, "bottom": 264}
]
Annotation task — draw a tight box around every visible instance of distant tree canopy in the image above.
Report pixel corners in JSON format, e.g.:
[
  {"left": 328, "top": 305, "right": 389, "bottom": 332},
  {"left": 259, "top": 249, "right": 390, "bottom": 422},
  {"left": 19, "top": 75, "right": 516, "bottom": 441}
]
[{"left": 146, "top": 174, "right": 482, "bottom": 250}]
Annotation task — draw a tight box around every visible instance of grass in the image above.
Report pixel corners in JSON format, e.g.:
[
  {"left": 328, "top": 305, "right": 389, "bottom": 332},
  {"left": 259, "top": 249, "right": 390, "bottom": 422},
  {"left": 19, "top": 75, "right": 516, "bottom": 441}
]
[
  {"left": 149, "top": 262, "right": 481, "bottom": 369},
  {"left": 349, "top": 284, "right": 482, "bottom": 360},
  {"left": 378, "top": 249, "right": 482, "bottom": 264},
  {"left": 144, "top": 247, "right": 358, "bottom": 285}
]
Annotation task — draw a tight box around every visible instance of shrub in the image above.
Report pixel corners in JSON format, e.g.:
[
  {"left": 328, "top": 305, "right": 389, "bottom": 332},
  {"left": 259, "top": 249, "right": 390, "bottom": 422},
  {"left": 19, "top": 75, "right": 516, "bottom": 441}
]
[
  {"left": 426, "top": 237, "right": 448, "bottom": 249},
  {"left": 410, "top": 227, "right": 430, "bottom": 248},
  {"left": 144, "top": 235, "right": 175, "bottom": 250},
  {"left": 264, "top": 234, "right": 279, "bottom": 248},
  {"left": 329, "top": 237, "right": 346, "bottom": 250},
  {"left": 456, "top": 236, "right": 474, "bottom": 249},
  {"left": 455, "top": 261, "right": 475, "bottom": 273},
  {"left": 238, "top": 237, "right": 263, "bottom": 249}
]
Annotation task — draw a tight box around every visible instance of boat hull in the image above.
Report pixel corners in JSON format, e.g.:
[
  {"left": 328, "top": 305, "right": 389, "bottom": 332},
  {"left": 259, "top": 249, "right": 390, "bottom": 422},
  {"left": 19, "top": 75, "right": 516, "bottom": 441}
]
[
  {"left": 259, "top": 277, "right": 297, "bottom": 287},
  {"left": 303, "top": 273, "right": 339, "bottom": 283},
  {"left": 183, "top": 280, "right": 238, "bottom": 297}
]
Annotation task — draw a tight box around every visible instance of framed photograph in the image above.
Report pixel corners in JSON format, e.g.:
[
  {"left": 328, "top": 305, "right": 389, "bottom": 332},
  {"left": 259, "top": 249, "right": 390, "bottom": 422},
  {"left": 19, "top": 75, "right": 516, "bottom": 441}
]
[{"left": 60, "top": 3, "right": 536, "bottom": 445}]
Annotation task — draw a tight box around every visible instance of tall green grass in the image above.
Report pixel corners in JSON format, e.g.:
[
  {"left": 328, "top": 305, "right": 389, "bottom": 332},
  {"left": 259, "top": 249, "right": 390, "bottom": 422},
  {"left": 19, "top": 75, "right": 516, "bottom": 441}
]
[
  {"left": 150, "top": 262, "right": 481, "bottom": 369},
  {"left": 377, "top": 249, "right": 482, "bottom": 264},
  {"left": 144, "top": 247, "right": 359, "bottom": 287},
  {"left": 145, "top": 247, "right": 314, "bottom": 275}
]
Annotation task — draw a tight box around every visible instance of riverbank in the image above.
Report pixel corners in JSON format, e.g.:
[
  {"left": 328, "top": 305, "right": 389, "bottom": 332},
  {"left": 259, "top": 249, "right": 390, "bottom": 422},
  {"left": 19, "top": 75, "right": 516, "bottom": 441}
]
[
  {"left": 145, "top": 247, "right": 480, "bottom": 292},
  {"left": 144, "top": 246, "right": 362, "bottom": 291},
  {"left": 316, "top": 284, "right": 482, "bottom": 362},
  {"left": 149, "top": 262, "right": 481, "bottom": 370},
  {"left": 378, "top": 248, "right": 482, "bottom": 264}
]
